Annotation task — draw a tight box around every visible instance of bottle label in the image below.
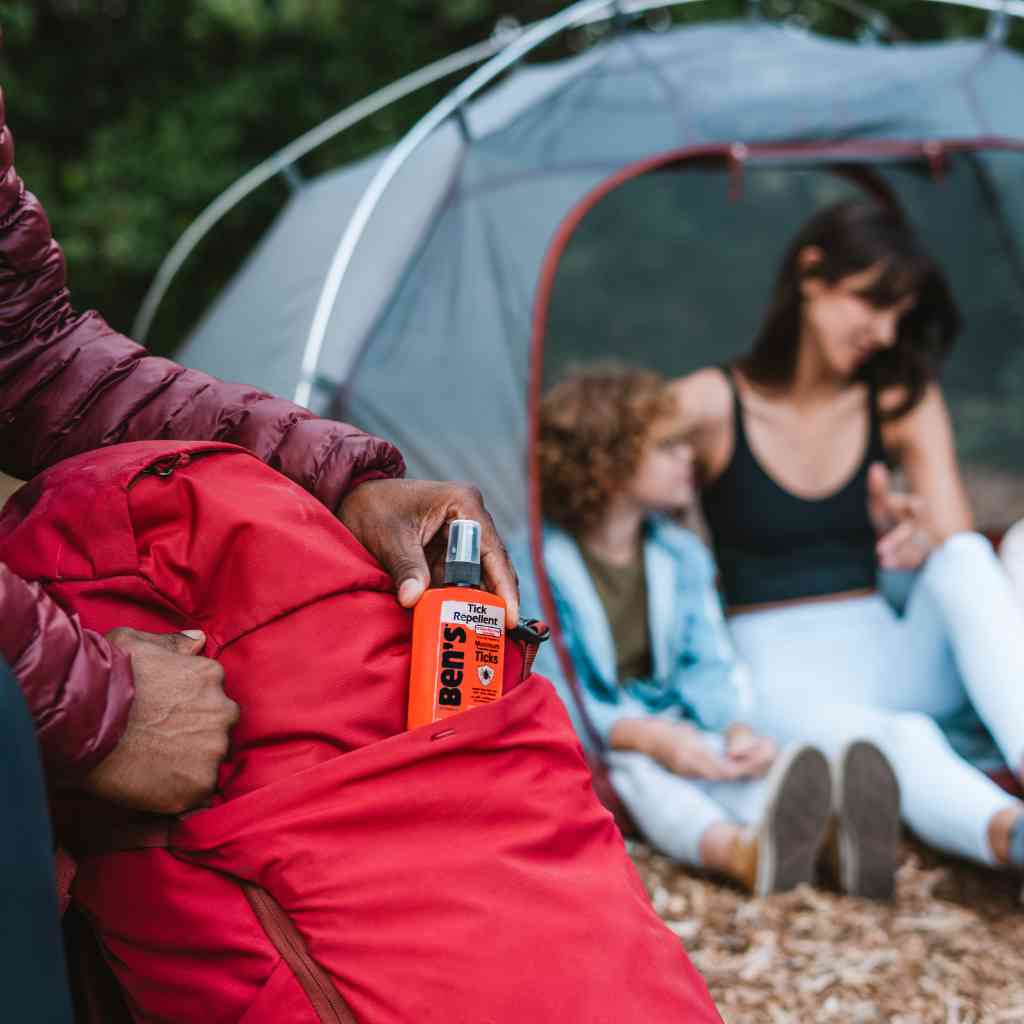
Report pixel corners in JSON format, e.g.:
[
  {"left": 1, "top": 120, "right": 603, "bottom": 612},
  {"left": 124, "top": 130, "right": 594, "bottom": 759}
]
[{"left": 435, "top": 600, "right": 505, "bottom": 715}]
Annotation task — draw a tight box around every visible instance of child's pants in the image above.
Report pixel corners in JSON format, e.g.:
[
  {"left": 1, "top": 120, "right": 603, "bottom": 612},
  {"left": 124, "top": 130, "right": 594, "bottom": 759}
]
[
  {"left": 729, "top": 532, "right": 1024, "bottom": 865},
  {"left": 608, "top": 733, "right": 776, "bottom": 867}
]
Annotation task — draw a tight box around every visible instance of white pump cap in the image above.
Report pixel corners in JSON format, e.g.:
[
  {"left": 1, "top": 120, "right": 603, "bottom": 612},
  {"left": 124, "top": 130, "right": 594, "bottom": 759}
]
[{"left": 445, "top": 519, "right": 481, "bottom": 585}]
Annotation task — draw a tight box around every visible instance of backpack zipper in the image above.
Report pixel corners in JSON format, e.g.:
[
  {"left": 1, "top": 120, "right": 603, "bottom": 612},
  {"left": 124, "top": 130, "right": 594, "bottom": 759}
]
[
  {"left": 127, "top": 447, "right": 242, "bottom": 489},
  {"left": 242, "top": 882, "right": 358, "bottom": 1023}
]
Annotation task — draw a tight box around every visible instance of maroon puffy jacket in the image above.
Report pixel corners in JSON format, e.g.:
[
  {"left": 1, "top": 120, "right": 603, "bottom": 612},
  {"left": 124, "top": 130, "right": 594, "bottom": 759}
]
[{"left": 0, "top": 88, "right": 404, "bottom": 782}]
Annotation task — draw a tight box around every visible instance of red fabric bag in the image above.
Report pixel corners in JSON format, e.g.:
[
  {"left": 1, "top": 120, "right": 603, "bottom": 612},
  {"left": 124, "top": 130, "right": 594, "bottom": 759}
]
[{"left": 0, "top": 440, "right": 721, "bottom": 1024}]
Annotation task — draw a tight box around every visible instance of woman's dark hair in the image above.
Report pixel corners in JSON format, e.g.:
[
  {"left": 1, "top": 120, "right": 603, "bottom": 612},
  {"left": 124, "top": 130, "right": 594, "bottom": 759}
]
[{"left": 738, "top": 199, "right": 961, "bottom": 418}]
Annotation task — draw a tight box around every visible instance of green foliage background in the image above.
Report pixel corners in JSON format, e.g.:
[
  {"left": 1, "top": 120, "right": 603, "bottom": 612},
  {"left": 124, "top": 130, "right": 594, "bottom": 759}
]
[{"left": 1, "top": 0, "right": 1021, "bottom": 356}]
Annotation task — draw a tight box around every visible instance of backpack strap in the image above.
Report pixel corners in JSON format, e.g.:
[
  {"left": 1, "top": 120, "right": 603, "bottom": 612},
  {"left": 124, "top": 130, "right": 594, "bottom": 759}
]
[{"left": 510, "top": 617, "right": 551, "bottom": 681}]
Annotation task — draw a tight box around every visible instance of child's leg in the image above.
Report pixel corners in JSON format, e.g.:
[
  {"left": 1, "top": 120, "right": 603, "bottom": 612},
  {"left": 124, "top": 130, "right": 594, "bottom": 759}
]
[{"left": 607, "top": 750, "right": 756, "bottom": 868}]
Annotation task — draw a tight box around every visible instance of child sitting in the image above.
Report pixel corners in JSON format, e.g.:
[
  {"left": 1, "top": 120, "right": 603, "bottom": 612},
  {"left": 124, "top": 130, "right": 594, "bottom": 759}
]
[{"left": 517, "top": 364, "right": 901, "bottom": 899}]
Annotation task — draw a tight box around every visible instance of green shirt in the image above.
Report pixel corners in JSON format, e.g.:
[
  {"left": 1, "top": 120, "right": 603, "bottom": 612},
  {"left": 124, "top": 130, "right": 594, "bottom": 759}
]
[{"left": 578, "top": 544, "right": 652, "bottom": 683}]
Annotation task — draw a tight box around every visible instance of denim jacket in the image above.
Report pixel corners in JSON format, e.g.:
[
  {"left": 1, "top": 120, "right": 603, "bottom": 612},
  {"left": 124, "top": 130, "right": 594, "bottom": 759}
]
[{"left": 514, "top": 519, "right": 753, "bottom": 749}]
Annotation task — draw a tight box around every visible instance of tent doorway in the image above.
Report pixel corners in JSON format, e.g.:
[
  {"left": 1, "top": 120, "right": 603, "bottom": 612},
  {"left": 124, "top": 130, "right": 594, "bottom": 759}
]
[{"left": 534, "top": 144, "right": 1024, "bottom": 530}]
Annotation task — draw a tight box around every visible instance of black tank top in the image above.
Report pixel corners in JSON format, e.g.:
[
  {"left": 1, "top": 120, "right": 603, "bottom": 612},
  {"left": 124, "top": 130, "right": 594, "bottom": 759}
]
[{"left": 699, "top": 368, "right": 888, "bottom": 607}]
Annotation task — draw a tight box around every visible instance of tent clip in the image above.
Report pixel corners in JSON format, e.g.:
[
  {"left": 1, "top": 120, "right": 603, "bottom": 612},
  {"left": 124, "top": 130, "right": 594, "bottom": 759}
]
[
  {"left": 728, "top": 142, "right": 748, "bottom": 201},
  {"left": 988, "top": 4, "right": 1010, "bottom": 43},
  {"left": 922, "top": 140, "right": 948, "bottom": 181},
  {"left": 611, "top": 0, "right": 633, "bottom": 32},
  {"left": 452, "top": 104, "right": 473, "bottom": 143},
  {"left": 278, "top": 163, "right": 305, "bottom": 193}
]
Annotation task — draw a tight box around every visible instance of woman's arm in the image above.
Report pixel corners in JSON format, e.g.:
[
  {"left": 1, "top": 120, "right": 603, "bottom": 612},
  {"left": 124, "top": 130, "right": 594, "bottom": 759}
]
[
  {"left": 880, "top": 382, "right": 974, "bottom": 541},
  {"left": 667, "top": 368, "right": 733, "bottom": 483}
]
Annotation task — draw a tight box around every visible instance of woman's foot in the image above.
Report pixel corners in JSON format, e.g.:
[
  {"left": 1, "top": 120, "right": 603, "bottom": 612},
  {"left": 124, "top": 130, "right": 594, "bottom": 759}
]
[
  {"left": 833, "top": 740, "right": 901, "bottom": 900},
  {"left": 728, "top": 745, "right": 833, "bottom": 897}
]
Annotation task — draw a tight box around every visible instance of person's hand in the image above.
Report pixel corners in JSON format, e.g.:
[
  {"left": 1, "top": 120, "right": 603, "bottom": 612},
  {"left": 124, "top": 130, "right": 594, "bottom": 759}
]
[
  {"left": 337, "top": 478, "right": 519, "bottom": 626},
  {"left": 723, "top": 722, "right": 776, "bottom": 779},
  {"left": 83, "top": 629, "right": 239, "bottom": 814},
  {"left": 867, "top": 462, "right": 934, "bottom": 571},
  {"left": 653, "top": 721, "right": 736, "bottom": 781}
]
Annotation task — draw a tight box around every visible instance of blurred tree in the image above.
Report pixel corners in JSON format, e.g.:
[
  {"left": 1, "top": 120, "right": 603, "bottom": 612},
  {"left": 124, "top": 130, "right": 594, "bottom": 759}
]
[{"left": 0, "top": 0, "right": 1019, "bottom": 355}]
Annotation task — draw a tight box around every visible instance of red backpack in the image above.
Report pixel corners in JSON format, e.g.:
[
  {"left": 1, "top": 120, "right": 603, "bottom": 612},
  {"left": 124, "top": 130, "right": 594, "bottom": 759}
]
[{"left": 0, "top": 440, "right": 721, "bottom": 1024}]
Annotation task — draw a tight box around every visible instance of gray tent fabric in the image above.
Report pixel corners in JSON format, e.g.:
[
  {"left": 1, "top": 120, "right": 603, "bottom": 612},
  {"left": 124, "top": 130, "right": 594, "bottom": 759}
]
[{"left": 176, "top": 19, "right": 1024, "bottom": 535}]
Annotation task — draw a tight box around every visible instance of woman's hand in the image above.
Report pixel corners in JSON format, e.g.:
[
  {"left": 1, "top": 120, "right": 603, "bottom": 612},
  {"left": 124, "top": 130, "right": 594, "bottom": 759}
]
[
  {"left": 723, "top": 722, "right": 776, "bottom": 779},
  {"left": 867, "top": 462, "right": 934, "bottom": 571}
]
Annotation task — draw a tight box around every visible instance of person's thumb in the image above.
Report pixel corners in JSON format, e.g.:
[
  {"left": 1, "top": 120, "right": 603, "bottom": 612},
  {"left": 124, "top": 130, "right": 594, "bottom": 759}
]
[
  {"left": 376, "top": 530, "right": 431, "bottom": 608},
  {"left": 867, "top": 461, "right": 889, "bottom": 499},
  {"left": 866, "top": 461, "right": 892, "bottom": 527}
]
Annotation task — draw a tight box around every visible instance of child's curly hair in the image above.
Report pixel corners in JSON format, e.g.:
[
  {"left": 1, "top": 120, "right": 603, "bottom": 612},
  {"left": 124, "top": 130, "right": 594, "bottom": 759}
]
[{"left": 538, "top": 364, "right": 676, "bottom": 536}]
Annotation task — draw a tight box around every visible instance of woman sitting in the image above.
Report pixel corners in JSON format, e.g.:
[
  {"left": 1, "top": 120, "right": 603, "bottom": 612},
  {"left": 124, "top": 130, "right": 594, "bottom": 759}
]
[
  {"left": 672, "top": 198, "right": 1024, "bottom": 872},
  {"left": 518, "top": 364, "right": 900, "bottom": 898}
]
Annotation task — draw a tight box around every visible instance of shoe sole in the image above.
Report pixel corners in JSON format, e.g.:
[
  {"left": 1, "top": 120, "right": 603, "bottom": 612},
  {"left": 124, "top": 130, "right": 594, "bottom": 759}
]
[
  {"left": 835, "top": 739, "right": 901, "bottom": 901},
  {"left": 755, "top": 745, "right": 833, "bottom": 897}
]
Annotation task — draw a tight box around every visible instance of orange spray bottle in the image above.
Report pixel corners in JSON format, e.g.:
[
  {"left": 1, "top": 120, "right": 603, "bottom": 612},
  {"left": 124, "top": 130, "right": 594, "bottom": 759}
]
[{"left": 407, "top": 519, "right": 506, "bottom": 730}]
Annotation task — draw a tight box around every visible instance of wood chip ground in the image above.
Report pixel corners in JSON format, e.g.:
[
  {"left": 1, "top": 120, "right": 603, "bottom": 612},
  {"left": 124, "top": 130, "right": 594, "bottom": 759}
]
[{"left": 629, "top": 838, "right": 1024, "bottom": 1022}]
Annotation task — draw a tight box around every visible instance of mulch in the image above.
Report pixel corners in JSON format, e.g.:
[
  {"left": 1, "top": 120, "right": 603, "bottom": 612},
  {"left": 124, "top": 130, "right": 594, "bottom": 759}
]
[{"left": 629, "top": 838, "right": 1024, "bottom": 1023}]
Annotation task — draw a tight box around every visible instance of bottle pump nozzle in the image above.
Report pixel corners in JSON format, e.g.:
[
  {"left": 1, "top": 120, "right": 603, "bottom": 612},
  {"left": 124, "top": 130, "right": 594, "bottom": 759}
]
[{"left": 445, "top": 519, "right": 481, "bottom": 586}]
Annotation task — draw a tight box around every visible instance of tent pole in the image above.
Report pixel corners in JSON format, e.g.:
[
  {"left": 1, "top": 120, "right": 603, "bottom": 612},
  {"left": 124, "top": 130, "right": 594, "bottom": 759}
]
[
  {"left": 147, "top": 0, "right": 914, "bottom": 354},
  {"left": 294, "top": 0, "right": 625, "bottom": 408},
  {"left": 131, "top": 35, "right": 508, "bottom": 345},
  {"left": 293, "top": 0, "right": 738, "bottom": 408},
  {"left": 925, "top": 0, "right": 1024, "bottom": 22}
]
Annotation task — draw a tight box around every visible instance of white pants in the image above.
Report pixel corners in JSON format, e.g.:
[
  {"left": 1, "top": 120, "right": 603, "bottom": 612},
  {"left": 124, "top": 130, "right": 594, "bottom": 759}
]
[
  {"left": 729, "top": 532, "right": 1024, "bottom": 865},
  {"left": 608, "top": 734, "right": 774, "bottom": 867}
]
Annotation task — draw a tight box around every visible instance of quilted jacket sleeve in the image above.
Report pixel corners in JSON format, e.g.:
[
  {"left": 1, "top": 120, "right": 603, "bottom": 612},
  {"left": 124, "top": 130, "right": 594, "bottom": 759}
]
[
  {"left": 0, "top": 93, "right": 405, "bottom": 507},
  {"left": 0, "top": 563, "right": 134, "bottom": 781},
  {"left": 0, "top": 87, "right": 403, "bottom": 778}
]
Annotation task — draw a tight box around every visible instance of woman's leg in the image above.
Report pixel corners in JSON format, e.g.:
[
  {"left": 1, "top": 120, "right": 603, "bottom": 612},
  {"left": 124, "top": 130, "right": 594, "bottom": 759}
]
[
  {"left": 916, "top": 531, "right": 1024, "bottom": 771},
  {"left": 729, "top": 593, "right": 1023, "bottom": 865},
  {"left": 751, "top": 695, "right": 1017, "bottom": 865}
]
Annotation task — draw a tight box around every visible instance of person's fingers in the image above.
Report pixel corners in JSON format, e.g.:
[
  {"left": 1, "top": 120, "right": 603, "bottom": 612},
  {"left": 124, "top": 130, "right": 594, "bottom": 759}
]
[
  {"left": 694, "top": 745, "right": 733, "bottom": 781},
  {"left": 673, "top": 742, "right": 721, "bottom": 780},
  {"left": 377, "top": 528, "right": 433, "bottom": 608},
  {"left": 885, "top": 492, "right": 923, "bottom": 526},
  {"left": 726, "top": 730, "right": 758, "bottom": 758},
  {"left": 877, "top": 519, "right": 926, "bottom": 569},
  {"left": 107, "top": 627, "right": 207, "bottom": 656},
  {"left": 866, "top": 461, "right": 893, "bottom": 531},
  {"left": 482, "top": 545, "right": 519, "bottom": 626},
  {"left": 442, "top": 485, "right": 519, "bottom": 626}
]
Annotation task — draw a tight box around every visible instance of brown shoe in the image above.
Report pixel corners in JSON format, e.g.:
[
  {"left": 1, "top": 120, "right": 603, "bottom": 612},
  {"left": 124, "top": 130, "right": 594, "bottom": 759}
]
[
  {"left": 730, "top": 745, "right": 833, "bottom": 897},
  {"left": 833, "top": 740, "right": 901, "bottom": 901}
]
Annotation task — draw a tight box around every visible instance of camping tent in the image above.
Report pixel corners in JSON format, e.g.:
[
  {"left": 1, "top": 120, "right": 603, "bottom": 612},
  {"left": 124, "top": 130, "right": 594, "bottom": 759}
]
[{"left": 170, "top": 1, "right": 1024, "bottom": 540}]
